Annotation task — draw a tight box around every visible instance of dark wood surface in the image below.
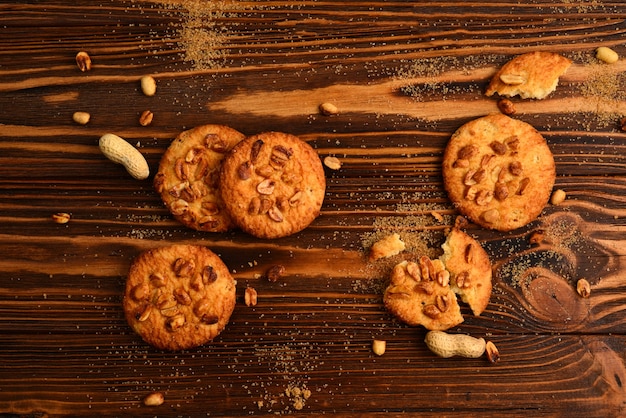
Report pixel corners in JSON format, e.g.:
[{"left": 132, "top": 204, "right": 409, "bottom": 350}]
[{"left": 2, "top": 1, "right": 626, "bottom": 416}]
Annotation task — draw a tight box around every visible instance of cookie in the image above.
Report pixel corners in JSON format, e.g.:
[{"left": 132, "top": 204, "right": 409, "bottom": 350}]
[
  {"left": 485, "top": 51, "right": 572, "bottom": 99},
  {"left": 123, "top": 244, "right": 237, "bottom": 351},
  {"left": 219, "top": 131, "right": 326, "bottom": 239},
  {"left": 384, "top": 257, "right": 464, "bottom": 331},
  {"left": 154, "top": 124, "right": 245, "bottom": 232},
  {"left": 442, "top": 113, "right": 555, "bottom": 231},
  {"left": 383, "top": 227, "right": 493, "bottom": 330},
  {"left": 440, "top": 228, "right": 492, "bottom": 316}
]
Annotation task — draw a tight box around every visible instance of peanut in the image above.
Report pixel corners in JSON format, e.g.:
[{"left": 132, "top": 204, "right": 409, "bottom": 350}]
[
  {"left": 485, "top": 341, "right": 500, "bottom": 364},
  {"left": 140, "top": 75, "right": 157, "bottom": 96},
  {"left": 139, "top": 110, "right": 153, "bottom": 126},
  {"left": 245, "top": 286, "right": 258, "bottom": 307},
  {"left": 497, "top": 98, "right": 516, "bottom": 115},
  {"left": 72, "top": 111, "right": 91, "bottom": 125},
  {"left": 576, "top": 278, "right": 591, "bottom": 298},
  {"left": 319, "top": 102, "right": 339, "bottom": 116},
  {"left": 323, "top": 156, "right": 342, "bottom": 170},
  {"left": 143, "top": 391, "right": 164, "bottom": 406},
  {"left": 424, "top": 330, "right": 486, "bottom": 358},
  {"left": 372, "top": 339, "right": 386, "bottom": 356},
  {"left": 98, "top": 133, "right": 150, "bottom": 180},
  {"left": 499, "top": 73, "right": 526, "bottom": 85},
  {"left": 52, "top": 212, "right": 71, "bottom": 224},
  {"left": 75, "top": 51, "right": 92, "bottom": 72},
  {"left": 550, "top": 189, "right": 566, "bottom": 205},
  {"left": 596, "top": 46, "right": 619, "bottom": 64}
]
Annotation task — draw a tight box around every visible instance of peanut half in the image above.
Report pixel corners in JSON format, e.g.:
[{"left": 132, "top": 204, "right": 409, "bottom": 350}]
[
  {"left": 424, "top": 330, "right": 486, "bottom": 358},
  {"left": 143, "top": 391, "right": 164, "bottom": 406},
  {"left": 596, "top": 46, "right": 619, "bottom": 64},
  {"left": 99, "top": 133, "right": 150, "bottom": 180},
  {"left": 72, "top": 111, "right": 91, "bottom": 125},
  {"left": 372, "top": 339, "right": 386, "bottom": 356},
  {"left": 140, "top": 75, "right": 157, "bottom": 96}
]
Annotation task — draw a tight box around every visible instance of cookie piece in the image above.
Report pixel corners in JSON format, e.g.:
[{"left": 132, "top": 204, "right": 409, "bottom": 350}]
[
  {"left": 442, "top": 113, "right": 555, "bottom": 231},
  {"left": 368, "top": 233, "right": 406, "bottom": 262},
  {"left": 485, "top": 51, "right": 572, "bottom": 99},
  {"left": 154, "top": 124, "right": 245, "bottom": 232},
  {"left": 440, "top": 228, "right": 492, "bottom": 316},
  {"left": 219, "top": 132, "right": 326, "bottom": 239},
  {"left": 384, "top": 257, "right": 464, "bottom": 331},
  {"left": 123, "top": 244, "right": 237, "bottom": 351},
  {"left": 383, "top": 227, "right": 493, "bottom": 331}
]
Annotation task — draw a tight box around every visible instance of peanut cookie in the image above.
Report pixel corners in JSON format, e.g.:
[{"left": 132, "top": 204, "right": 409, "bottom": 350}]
[
  {"left": 383, "top": 228, "right": 492, "bottom": 331},
  {"left": 154, "top": 124, "right": 245, "bottom": 232},
  {"left": 442, "top": 113, "right": 555, "bottom": 231},
  {"left": 485, "top": 51, "right": 572, "bottom": 99},
  {"left": 384, "top": 257, "right": 464, "bottom": 331},
  {"left": 123, "top": 244, "right": 237, "bottom": 351},
  {"left": 219, "top": 132, "right": 326, "bottom": 239},
  {"left": 441, "top": 228, "right": 492, "bottom": 316}
]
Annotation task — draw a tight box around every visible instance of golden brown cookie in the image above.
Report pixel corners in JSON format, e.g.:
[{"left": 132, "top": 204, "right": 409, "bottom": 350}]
[
  {"left": 440, "top": 228, "right": 492, "bottom": 316},
  {"left": 384, "top": 257, "right": 464, "bottom": 331},
  {"left": 383, "top": 227, "right": 493, "bottom": 331},
  {"left": 219, "top": 132, "right": 326, "bottom": 239},
  {"left": 442, "top": 113, "right": 555, "bottom": 231},
  {"left": 123, "top": 244, "right": 237, "bottom": 351},
  {"left": 485, "top": 51, "right": 572, "bottom": 99},
  {"left": 154, "top": 125, "right": 245, "bottom": 232}
]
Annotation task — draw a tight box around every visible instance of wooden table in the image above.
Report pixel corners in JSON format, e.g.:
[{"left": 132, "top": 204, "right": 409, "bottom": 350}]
[{"left": 2, "top": 1, "right": 626, "bottom": 416}]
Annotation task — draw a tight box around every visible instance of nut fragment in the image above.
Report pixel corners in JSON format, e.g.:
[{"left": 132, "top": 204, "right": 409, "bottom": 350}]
[
  {"left": 509, "top": 161, "right": 523, "bottom": 176},
  {"left": 576, "top": 278, "right": 591, "bottom": 298},
  {"left": 319, "top": 102, "right": 339, "bottom": 116},
  {"left": 528, "top": 230, "right": 545, "bottom": 245},
  {"left": 245, "top": 286, "right": 258, "bottom": 307},
  {"left": 75, "top": 51, "right": 92, "bottom": 72},
  {"left": 323, "top": 156, "right": 342, "bottom": 170},
  {"left": 140, "top": 75, "right": 157, "bottom": 96},
  {"left": 139, "top": 110, "right": 154, "bottom": 126},
  {"left": 485, "top": 341, "right": 500, "bottom": 364},
  {"left": 596, "top": 46, "right": 619, "bottom": 64},
  {"left": 489, "top": 141, "right": 507, "bottom": 155},
  {"left": 497, "top": 98, "right": 516, "bottom": 115},
  {"left": 265, "top": 206, "right": 282, "bottom": 222},
  {"left": 72, "top": 111, "right": 90, "bottom": 125},
  {"left": 172, "top": 258, "right": 194, "bottom": 277},
  {"left": 143, "top": 391, "right": 164, "bottom": 407},
  {"left": 52, "top": 212, "right": 71, "bottom": 224},
  {"left": 372, "top": 339, "right": 386, "bottom": 356},
  {"left": 266, "top": 264, "right": 285, "bottom": 282},
  {"left": 423, "top": 304, "right": 442, "bottom": 319},
  {"left": 550, "top": 189, "right": 566, "bottom": 205},
  {"left": 481, "top": 209, "right": 500, "bottom": 224},
  {"left": 256, "top": 179, "right": 276, "bottom": 195},
  {"left": 499, "top": 73, "right": 526, "bottom": 85}
]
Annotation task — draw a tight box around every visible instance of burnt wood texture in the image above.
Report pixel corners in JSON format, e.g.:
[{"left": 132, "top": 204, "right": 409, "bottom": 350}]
[{"left": 1, "top": 1, "right": 626, "bottom": 417}]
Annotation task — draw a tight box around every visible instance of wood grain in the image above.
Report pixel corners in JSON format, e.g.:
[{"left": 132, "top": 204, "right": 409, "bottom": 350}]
[{"left": 2, "top": 1, "right": 626, "bottom": 416}]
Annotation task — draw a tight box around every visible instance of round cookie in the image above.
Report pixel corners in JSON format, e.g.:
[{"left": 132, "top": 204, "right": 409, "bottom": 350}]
[
  {"left": 154, "top": 124, "right": 245, "bottom": 232},
  {"left": 442, "top": 114, "right": 555, "bottom": 231},
  {"left": 219, "top": 132, "right": 326, "bottom": 239},
  {"left": 123, "top": 244, "right": 237, "bottom": 351},
  {"left": 384, "top": 257, "right": 464, "bottom": 331}
]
